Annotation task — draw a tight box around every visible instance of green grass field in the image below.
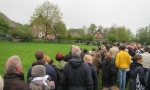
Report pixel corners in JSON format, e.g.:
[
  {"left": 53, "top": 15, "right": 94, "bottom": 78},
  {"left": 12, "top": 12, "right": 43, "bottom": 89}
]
[{"left": 0, "top": 42, "right": 129, "bottom": 90}]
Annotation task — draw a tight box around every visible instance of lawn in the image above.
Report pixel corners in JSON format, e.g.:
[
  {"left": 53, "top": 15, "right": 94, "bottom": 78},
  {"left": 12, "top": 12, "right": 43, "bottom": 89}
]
[{"left": 0, "top": 42, "right": 129, "bottom": 90}]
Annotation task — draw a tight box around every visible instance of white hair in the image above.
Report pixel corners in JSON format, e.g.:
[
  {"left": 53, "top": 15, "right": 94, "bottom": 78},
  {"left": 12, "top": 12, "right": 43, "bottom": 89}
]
[
  {"left": 71, "top": 46, "right": 81, "bottom": 57},
  {"left": 0, "top": 76, "right": 3, "bottom": 90},
  {"left": 5, "top": 55, "right": 21, "bottom": 73}
]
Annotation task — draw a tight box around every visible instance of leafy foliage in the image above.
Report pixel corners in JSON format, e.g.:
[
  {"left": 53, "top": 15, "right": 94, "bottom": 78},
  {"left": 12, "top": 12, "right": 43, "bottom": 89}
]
[
  {"left": 0, "top": 14, "right": 9, "bottom": 34},
  {"left": 10, "top": 24, "right": 34, "bottom": 41}
]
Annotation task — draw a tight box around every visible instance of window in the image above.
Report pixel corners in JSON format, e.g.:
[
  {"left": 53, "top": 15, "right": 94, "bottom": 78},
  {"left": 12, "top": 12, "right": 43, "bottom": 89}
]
[
  {"left": 39, "top": 26, "right": 42, "bottom": 29},
  {"left": 33, "top": 26, "right": 36, "bottom": 29}
]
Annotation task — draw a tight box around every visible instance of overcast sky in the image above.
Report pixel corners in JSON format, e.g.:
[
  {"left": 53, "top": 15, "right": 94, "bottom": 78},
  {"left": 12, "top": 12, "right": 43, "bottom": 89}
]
[{"left": 0, "top": 0, "right": 150, "bottom": 34}]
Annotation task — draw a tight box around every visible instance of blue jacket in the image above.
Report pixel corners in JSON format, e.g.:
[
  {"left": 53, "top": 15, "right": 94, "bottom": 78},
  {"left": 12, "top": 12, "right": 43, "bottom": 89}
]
[{"left": 88, "top": 63, "right": 98, "bottom": 90}]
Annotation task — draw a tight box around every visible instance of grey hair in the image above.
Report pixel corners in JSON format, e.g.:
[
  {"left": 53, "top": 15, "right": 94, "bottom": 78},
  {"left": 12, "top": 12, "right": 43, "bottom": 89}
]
[
  {"left": 0, "top": 76, "right": 3, "bottom": 90},
  {"left": 71, "top": 46, "right": 81, "bottom": 57},
  {"left": 5, "top": 55, "right": 21, "bottom": 73}
]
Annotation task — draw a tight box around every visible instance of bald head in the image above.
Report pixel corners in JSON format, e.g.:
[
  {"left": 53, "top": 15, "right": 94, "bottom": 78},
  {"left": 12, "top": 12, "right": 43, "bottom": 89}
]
[
  {"left": 5, "top": 55, "right": 22, "bottom": 73},
  {"left": 71, "top": 46, "right": 81, "bottom": 57},
  {"left": 35, "top": 50, "right": 44, "bottom": 60}
]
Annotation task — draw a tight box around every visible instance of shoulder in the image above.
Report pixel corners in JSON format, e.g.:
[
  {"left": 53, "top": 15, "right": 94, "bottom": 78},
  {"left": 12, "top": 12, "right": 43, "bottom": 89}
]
[{"left": 15, "top": 80, "right": 29, "bottom": 89}]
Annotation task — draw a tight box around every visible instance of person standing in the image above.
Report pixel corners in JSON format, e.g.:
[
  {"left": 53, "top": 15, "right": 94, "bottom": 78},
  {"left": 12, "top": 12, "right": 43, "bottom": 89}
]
[
  {"left": 0, "top": 75, "right": 3, "bottom": 90},
  {"left": 109, "top": 43, "right": 119, "bottom": 62},
  {"left": 62, "top": 46, "right": 93, "bottom": 90},
  {"left": 102, "top": 52, "right": 116, "bottom": 88},
  {"left": 27, "top": 50, "right": 57, "bottom": 88},
  {"left": 140, "top": 47, "right": 150, "bottom": 84},
  {"left": 129, "top": 55, "right": 145, "bottom": 90},
  {"left": 83, "top": 54, "right": 98, "bottom": 90},
  {"left": 115, "top": 45, "right": 131, "bottom": 90},
  {"left": 4, "top": 55, "right": 29, "bottom": 90}
]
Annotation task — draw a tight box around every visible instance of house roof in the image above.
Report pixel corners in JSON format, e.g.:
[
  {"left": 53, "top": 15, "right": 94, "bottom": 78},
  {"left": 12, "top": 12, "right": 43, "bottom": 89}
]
[
  {"left": 0, "top": 12, "right": 21, "bottom": 28},
  {"left": 93, "top": 29, "right": 106, "bottom": 38}
]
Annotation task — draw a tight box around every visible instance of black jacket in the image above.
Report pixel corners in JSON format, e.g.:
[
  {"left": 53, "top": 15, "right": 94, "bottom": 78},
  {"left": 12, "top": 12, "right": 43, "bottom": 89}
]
[
  {"left": 4, "top": 73, "right": 29, "bottom": 90},
  {"left": 88, "top": 63, "right": 98, "bottom": 90},
  {"left": 101, "top": 59, "right": 116, "bottom": 87},
  {"left": 129, "top": 62, "right": 145, "bottom": 90},
  {"left": 62, "top": 56, "right": 93, "bottom": 90}
]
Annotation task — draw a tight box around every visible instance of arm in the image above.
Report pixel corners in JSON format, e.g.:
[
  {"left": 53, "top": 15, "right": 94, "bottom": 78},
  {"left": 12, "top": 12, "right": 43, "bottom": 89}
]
[
  {"left": 92, "top": 67, "right": 98, "bottom": 90},
  {"left": 27, "top": 67, "right": 32, "bottom": 83},
  {"left": 115, "top": 53, "right": 119, "bottom": 67},
  {"left": 85, "top": 63, "right": 93, "bottom": 90},
  {"left": 62, "top": 64, "right": 68, "bottom": 90},
  {"left": 139, "top": 67, "right": 145, "bottom": 86}
]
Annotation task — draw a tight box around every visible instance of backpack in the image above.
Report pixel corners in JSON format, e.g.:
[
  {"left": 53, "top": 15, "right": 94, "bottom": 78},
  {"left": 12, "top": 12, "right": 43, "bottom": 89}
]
[
  {"left": 109, "top": 63, "right": 117, "bottom": 76},
  {"left": 136, "top": 73, "right": 145, "bottom": 90}
]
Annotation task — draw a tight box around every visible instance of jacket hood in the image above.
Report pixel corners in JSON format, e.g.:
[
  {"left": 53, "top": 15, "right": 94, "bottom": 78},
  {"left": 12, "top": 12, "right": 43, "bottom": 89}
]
[
  {"left": 31, "top": 65, "right": 46, "bottom": 78},
  {"left": 69, "top": 56, "right": 83, "bottom": 69},
  {"left": 55, "top": 61, "right": 66, "bottom": 70},
  {"left": 130, "top": 62, "right": 143, "bottom": 70}
]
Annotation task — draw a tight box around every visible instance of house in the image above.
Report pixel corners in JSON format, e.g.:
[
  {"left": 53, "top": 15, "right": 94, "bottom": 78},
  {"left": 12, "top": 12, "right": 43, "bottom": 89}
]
[
  {"left": 93, "top": 29, "right": 105, "bottom": 39},
  {"left": 73, "top": 29, "right": 79, "bottom": 35}
]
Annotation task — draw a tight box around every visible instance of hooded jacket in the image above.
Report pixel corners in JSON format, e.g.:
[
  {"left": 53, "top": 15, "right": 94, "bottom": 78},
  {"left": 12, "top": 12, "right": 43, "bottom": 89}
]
[
  {"left": 62, "top": 56, "right": 93, "bottom": 90},
  {"left": 55, "top": 60, "right": 66, "bottom": 86},
  {"left": 129, "top": 62, "right": 145, "bottom": 90},
  {"left": 4, "top": 73, "right": 29, "bottom": 90},
  {"left": 29, "top": 65, "right": 51, "bottom": 90}
]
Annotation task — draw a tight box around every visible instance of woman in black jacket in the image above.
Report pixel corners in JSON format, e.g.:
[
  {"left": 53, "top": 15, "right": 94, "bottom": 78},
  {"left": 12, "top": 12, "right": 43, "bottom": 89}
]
[
  {"left": 129, "top": 54, "right": 145, "bottom": 90},
  {"left": 101, "top": 52, "right": 116, "bottom": 88}
]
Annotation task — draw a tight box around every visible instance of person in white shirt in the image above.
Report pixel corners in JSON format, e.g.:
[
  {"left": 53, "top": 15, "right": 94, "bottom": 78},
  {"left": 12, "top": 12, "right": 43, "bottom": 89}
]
[{"left": 140, "top": 47, "right": 150, "bottom": 84}]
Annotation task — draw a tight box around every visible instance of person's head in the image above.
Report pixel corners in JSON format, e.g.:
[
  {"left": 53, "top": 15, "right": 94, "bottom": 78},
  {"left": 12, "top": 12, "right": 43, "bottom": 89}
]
[
  {"left": 132, "top": 54, "right": 143, "bottom": 64},
  {"left": 0, "top": 76, "right": 3, "bottom": 90},
  {"left": 31, "top": 65, "right": 46, "bottom": 78},
  {"left": 71, "top": 46, "right": 81, "bottom": 57},
  {"left": 83, "top": 54, "right": 93, "bottom": 64},
  {"left": 92, "top": 48, "right": 96, "bottom": 51},
  {"left": 35, "top": 50, "right": 44, "bottom": 60},
  {"left": 104, "top": 52, "right": 112, "bottom": 60},
  {"left": 5, "top": 55, "right": 22, "bottom": 74},
  {"left": 83, "top": 48, "right": 89, "bottom": 54},
  {"left": 144, "top": 47, "right": 149, "bottom": 52},
  {"left": 119, "top": 45, "right": 126, "bottom": 50},
  {"left": 113, "top": 43, "right": 117, "bottom": 46},
  {"left": 56, "top": 52, "right": 64, "bottom": 61},
  {"left": 44, "top": 55, "right": 50, "bottom": 64}
]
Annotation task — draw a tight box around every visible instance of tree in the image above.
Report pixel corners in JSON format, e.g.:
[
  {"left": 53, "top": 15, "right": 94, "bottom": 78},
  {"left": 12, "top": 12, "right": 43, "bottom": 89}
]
[
  {"left": 10, "top": 24, "right": 34, "bottom": 42},
  {"left": 30, "top": 1, "right": 62, "bottom": 41},
  {"left": 0, "top": 14, "right": 9, "bottom": 34},
  {"left": 117, "top": 26, "right": 128, "bottom": 42},
  {"left": 53, "top": 21, "right": 67, "bottom": 36},
  {"left": 107, "top": 33, "right": 118, "bottom": 42},
  {"left": 88, "top": 23, "right": 97, "bottom": 33}
]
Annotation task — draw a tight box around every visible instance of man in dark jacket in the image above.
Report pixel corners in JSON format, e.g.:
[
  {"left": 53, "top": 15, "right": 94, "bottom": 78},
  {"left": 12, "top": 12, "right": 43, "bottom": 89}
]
[
  {"left": 4, "top": 55, "right": 29, "bottom": 90},
  {"left": 27, "top": 50, "right": 57, "bottom": 87},
  {"left": 62, "top": 46, "right": 93, "bottom": 90}
]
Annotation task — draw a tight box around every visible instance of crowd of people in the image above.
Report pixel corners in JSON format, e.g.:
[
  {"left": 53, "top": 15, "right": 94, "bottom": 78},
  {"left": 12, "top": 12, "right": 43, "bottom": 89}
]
[{"left": 0, "top": 42, "right": 150, "bottom": 90}]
